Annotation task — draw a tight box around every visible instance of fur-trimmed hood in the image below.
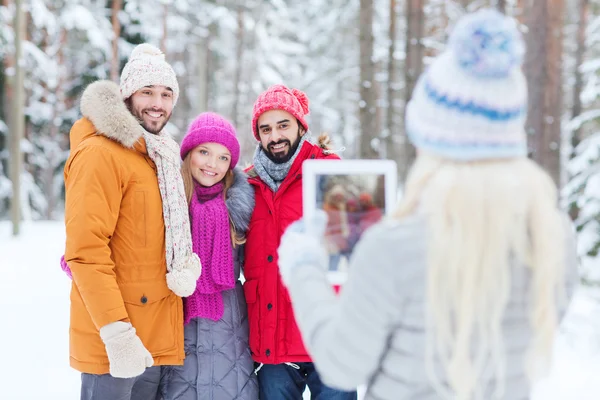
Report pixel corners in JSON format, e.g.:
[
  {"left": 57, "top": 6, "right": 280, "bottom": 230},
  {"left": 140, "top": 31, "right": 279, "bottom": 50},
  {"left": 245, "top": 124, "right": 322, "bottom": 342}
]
[
  {"left": 70, "top": 80, "right": 146, "bottom": 151},
  {"left": 225, "top": 167, "right": 255, "bottom": 233}
]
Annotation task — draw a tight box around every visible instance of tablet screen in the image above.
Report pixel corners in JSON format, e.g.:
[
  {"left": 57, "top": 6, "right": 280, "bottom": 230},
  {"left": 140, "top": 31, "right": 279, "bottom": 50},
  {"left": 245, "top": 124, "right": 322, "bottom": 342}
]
[
  {"left": 303, "top": 160, "right": 397, "bottom": 286},
  {"left": 318, "top": 174, "right": 385, "bottom": 274}
]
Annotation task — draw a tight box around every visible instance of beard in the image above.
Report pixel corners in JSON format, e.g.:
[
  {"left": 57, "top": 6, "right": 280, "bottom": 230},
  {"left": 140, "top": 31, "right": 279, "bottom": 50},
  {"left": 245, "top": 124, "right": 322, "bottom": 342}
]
[
  {"left": 138, "top": 108, "right": 170, "bottom": 135},
  {"left": 263, "top": 133, "right": 303, "bottom": 164},
  {"left": 126, "top": 100, "right": 171, "bottom": 135}
]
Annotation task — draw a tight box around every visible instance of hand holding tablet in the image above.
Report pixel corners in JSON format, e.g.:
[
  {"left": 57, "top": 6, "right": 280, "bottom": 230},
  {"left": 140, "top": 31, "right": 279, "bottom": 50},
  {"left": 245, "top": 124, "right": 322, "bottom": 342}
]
[{"left": 302, "top": 159, "right": 398, "bottom": 287}]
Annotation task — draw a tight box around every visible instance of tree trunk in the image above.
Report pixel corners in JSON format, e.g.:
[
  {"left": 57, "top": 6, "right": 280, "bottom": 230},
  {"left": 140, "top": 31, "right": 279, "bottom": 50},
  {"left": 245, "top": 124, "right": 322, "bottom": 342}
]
[
  {"left": 496, "top": 0, "right": 507, "bottom": 13},
  {"left": 196, "top": 33, "right": 211, "bottom": 113},
  {"left": 374, "top": 58, "right": 384, "bottom": 153},
  {"left": 231, "top": 5, "right": 245, "bottom": 129},
  {"left": 110, "top": 0, "right": 122, "bottom": 82},
  {"left": 375, "top": 59, "right": 385, "bottom": 155},
  {"left": 571, "top": 0, "right": 589, "bottom": 154},
  {"left": 358, "top": 0, "right": 378, "bottom": 159},
  {"left": 567, "top": 0, "right": 589, "bottom": 220},
  {"left": 45, "top": 28, "right": 67, "bottom": 219},
  {"left": 160, "top": 3, "right": 168, "bottom": 52},
  {"left": 386, "top": 0, "right": 398, "bottom": 163},
  {"left": 11, "top": 0, "right": 25, "bottom": 235},
  {"left": 516, "top": 0, "right": 527, "bottom": 22},
  {"left": 2, "top": 0, "right": 13, "bottom": 216},
  {"left": 403, "top": 0, "right": 424, "bottom": 179},
  {"left": 3, "top": 0, "right": 14, "bottom": 122},
  {"left": 524, "top": 0, "right": 565, "bottom": 186}
]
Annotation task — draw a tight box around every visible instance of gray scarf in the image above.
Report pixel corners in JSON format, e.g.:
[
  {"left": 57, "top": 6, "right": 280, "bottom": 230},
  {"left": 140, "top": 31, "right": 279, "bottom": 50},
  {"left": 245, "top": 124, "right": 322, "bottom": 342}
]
[{"left": 253, "top": 134, "right": 308, "bottom": 192}]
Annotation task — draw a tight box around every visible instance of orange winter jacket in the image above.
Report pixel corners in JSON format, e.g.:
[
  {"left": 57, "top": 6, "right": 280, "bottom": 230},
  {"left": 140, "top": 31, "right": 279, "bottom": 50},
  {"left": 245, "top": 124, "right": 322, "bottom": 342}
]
[{"left": 64, "top": 81, "right": 184, "bottom": 374}]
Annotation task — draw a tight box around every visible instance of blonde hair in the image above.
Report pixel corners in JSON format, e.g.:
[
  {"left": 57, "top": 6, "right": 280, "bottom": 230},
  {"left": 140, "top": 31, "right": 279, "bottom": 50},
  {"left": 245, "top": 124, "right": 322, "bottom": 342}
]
[
  {"left": 395, "top": 152, "right": 565, "bottom": 399},
  {"left": 181, "top": 155, "right": 246, "bottom": 247}
]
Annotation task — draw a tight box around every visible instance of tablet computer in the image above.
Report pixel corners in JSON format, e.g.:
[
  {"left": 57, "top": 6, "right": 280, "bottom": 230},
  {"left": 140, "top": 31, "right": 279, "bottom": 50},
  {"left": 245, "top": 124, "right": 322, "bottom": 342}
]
[{"left": 302, "top": 159, "right": 398, "bottom": 287}]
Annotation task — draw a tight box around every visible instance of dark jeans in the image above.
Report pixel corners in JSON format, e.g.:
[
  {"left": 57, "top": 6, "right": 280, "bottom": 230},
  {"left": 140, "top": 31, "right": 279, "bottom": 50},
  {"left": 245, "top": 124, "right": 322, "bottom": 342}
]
[
  {"left": 80, "top": 366, "right": 168, "bottom": 400},
  {"left": 257, "top": 362, "right": 358, "bottom": 400}
]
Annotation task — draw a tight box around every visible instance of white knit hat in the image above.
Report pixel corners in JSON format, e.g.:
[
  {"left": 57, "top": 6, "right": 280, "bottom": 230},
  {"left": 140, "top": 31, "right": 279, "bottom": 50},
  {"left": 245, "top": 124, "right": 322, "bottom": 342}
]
[
  {"left": 120, "top": 43, "right": 179, "bottom": 106},
  {"left": 406, "top": 9, "right": 527, "bottom": 160}
]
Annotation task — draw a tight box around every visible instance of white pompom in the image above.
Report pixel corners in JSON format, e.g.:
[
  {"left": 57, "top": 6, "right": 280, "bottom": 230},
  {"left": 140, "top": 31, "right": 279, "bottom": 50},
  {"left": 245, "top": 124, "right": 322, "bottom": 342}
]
[
  {"left": 130, "top": 43, "right": 165, "bottom": 60},
  {"left": 449, "top": 8, "right": 524, "bottom": 78},
  {"left": 165, "top": 254, "right": 202, "bottom": 297},
  {"left": 186, "top": 253, "right": 202, "bottom": 280},
  {"left": 166, "top": 268, "right": 197, "bottom": 297}
]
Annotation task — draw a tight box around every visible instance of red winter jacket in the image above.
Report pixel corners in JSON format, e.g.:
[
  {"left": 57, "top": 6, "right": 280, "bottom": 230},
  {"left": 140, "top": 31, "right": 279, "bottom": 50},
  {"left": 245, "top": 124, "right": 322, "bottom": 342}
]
[{"left": 244, "top": 140, "right": 338, "bottom": 364}]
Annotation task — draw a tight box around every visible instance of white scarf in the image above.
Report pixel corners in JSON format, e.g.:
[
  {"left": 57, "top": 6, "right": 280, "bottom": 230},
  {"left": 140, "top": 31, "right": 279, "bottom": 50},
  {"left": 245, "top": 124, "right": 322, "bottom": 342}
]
[{"left": 143, "top": 130, "right": 201, "bottom": 297}]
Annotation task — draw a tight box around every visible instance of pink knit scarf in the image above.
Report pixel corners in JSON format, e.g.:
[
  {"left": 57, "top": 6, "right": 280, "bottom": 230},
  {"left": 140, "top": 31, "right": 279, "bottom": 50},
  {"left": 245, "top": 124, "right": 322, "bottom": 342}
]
[{"left": 184, "top": 181, "right": 235, "bottom": 323}]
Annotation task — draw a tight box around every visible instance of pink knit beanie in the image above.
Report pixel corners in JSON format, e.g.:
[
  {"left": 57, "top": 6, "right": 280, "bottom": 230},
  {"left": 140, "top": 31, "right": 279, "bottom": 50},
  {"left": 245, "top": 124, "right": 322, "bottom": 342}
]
[
  {"left": 180, "top": 112, "right": 240, "bottom": 168},
  {"left": 251, "top": 84, "right": 310, "bottom": 140}
]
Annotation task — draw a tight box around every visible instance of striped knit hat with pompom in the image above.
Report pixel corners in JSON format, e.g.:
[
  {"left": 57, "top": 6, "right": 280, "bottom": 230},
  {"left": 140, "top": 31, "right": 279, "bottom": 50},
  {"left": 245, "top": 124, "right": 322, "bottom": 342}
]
[
  {"left": 120, "top": 43, "right": 180, "bottom": 106},
  {"left": 251, "top": 84, "right": 310, "bottom": 140},
  {"left": 406, "top": 8, "right": 527, "bottom": 160}
]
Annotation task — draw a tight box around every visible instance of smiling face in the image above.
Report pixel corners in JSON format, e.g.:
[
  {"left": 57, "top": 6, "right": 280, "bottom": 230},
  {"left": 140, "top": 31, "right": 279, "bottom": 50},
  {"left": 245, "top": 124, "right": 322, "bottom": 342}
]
[
  {"left": 128, "top": 85, "right": 174, "bottom": 134},
  {"left": 189, "top": 142, "right": 232, "bottom": 187},
  {"left": 257, "top": 109, "right": 304, "bottom": 164}
]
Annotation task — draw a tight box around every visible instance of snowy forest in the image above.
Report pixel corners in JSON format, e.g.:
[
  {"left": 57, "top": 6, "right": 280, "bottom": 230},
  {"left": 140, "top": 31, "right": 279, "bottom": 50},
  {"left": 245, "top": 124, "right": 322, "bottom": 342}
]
[{"left": 0, "top": 0, "right": 598, "bottom": 275}]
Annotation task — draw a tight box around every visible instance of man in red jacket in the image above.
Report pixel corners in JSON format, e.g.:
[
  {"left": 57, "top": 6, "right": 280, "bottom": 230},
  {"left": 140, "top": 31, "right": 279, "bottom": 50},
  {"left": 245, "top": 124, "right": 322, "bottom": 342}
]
[{"left": 243, "top": 84, "right": 357, "bottom": 399}]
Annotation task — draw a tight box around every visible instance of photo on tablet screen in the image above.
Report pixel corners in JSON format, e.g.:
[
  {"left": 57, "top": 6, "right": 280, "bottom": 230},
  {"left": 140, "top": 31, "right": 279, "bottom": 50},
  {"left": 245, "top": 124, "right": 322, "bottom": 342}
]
[{"left": 303, "top": 160, "right": 397, "bottom": 286}]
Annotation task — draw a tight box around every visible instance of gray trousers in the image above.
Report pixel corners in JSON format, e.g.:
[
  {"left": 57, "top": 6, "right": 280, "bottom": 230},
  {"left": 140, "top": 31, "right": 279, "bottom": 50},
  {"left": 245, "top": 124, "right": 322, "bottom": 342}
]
[{"left": 81, "top": 366, "right": 168, "bottom": 400}]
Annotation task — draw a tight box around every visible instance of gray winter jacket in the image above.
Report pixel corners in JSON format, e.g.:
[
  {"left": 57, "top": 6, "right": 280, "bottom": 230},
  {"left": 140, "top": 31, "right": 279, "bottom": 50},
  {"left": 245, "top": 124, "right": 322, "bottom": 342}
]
[
  {"left": 286, "top": 214, "right": 578, "bottom": 400},
  {"left": 164, "top": 168, "right": 258, "bottom": 400}
]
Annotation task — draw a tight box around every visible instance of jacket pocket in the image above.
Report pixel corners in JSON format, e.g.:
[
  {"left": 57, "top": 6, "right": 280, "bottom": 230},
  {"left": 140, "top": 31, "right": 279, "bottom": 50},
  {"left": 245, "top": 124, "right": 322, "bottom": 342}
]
[
  {"left": 121, "top": 281, "right": 180, "bottom": 355},
  {"left": 243, "top": 279, "right": 260, "bottom": 357},
  {"left": 133, "top": 191, "right": 147, "bottom": 248}
]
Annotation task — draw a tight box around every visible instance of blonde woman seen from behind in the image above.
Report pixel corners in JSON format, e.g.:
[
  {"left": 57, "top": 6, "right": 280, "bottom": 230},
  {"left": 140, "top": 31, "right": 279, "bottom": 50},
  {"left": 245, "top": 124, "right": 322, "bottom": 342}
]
[{"left": 276, "top": 9, "right": 578, "bottom": 400}]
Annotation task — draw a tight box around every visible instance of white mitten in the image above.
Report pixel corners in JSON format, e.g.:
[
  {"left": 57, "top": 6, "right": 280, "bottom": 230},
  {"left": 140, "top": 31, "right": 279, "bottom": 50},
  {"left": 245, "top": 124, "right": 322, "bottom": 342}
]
[
  {"left": 166, "top": 253, "right": 202, "bottom": 297},
  {"left": 99, "top": 321, "right": 154, "bottom": 378},
  {"left": 278, "top": 210, "right": 329, "bottom": 286}
]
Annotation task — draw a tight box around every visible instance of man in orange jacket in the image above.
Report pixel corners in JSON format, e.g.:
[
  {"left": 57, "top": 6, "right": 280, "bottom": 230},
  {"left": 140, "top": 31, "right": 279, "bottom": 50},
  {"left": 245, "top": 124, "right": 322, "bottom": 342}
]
[{"left": 63, "top": 43, "right": 200, "bottom": 400}]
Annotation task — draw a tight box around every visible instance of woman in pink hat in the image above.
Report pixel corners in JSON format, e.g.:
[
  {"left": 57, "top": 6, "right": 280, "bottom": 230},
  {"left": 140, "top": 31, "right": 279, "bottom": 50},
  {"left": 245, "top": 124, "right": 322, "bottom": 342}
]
[{"left": 163, "top": 112, "right": 258, "bottom": 400}]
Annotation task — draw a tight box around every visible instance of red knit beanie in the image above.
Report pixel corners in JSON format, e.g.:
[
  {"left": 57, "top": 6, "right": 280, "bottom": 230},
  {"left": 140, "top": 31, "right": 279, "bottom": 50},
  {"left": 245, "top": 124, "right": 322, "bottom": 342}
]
[{"left": 251, "top": 84, "right": 310, "bottom": 140}]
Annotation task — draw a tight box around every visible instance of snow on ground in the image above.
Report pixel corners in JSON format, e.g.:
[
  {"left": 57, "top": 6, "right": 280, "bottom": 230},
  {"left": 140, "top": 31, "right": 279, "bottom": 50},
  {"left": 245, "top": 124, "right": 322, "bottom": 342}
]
[
  {"left": 1, "top": 220, "right": 600, "bottom": 399},
  {"left": 532, "top": 287, "right": 600, "bottom": 399},
  {"left": 0, "top": 221, "right": 79, "bottom": 399}
]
